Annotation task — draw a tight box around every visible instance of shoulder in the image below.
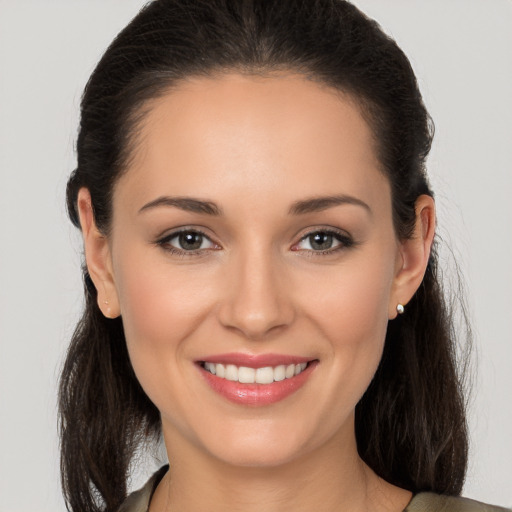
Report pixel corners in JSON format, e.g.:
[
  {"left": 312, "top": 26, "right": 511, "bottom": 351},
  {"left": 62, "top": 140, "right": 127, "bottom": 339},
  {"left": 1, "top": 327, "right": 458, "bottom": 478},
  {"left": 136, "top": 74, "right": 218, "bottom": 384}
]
[
  {"left": 117, "top": 465, "right": 169, "bottom": 512},
  {"left": 405, "top": 492, "right": 511, "bottom": 512},
  {"left": 117, "top": 478, "right": 512, "bottom": 512}
]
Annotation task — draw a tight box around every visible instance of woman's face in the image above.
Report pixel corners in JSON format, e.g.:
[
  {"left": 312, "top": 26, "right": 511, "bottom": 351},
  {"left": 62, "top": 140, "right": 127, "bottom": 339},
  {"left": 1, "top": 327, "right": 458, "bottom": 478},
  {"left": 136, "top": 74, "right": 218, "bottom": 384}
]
[{"left": 101, "top": 73, "right": 406, "bottom": 467}]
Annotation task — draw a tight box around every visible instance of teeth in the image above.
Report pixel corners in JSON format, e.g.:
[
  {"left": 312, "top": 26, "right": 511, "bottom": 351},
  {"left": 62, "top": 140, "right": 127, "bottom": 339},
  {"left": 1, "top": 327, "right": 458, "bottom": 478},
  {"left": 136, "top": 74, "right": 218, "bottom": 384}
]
[
  {"left": 216, "top": 363, "right": 225, "bottom": 378},
  {"left": 255, "top": 366, "right": 274, "bottom": 384},
  {"left": 203, "top": 361, "right": 309, "bottom": 383},
  {"left": 295, "top": 362, "right": 307, "bottom": 375},
  {"left": 225, "top": 364, "right": 238, "bottom": 381},
  {"left": 274, "top": 365, "right": 286, "bottom": 382},
  {"left": 238, "top": 366, "right": 255, "bottom": 383}
]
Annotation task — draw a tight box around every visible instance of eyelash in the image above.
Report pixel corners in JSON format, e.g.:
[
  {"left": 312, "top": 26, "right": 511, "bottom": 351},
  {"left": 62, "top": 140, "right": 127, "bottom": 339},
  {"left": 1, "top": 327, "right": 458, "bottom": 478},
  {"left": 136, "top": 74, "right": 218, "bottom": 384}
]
[
  {"left": 156, "top": 228, "right": 218, "bottom": 257},
  {"left": 155, "top": 228, "right": 355, "bottom": 257},
  {"left": 292, "top": 229, "right": 355, "bottom": 256}
]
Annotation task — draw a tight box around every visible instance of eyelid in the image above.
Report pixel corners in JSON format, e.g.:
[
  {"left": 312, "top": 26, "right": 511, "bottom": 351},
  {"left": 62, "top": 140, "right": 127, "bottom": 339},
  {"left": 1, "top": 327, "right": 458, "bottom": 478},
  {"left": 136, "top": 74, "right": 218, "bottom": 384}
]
[
  {"left": 154, "top": 225, "right": 355, "bottom": 257},
  {"left": 291, "top": 227, "right": 354, "bottom": 253},
  {"left": 155, "top": 227, "right": 221, "bottom": 255}
]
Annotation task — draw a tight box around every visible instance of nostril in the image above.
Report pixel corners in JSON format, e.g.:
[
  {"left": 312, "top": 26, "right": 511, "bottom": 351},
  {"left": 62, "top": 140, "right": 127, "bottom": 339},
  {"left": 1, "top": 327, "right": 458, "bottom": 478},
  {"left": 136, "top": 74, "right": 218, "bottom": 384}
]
[{"left": 217, "top": 269, "right": 295, "bottom": 339}]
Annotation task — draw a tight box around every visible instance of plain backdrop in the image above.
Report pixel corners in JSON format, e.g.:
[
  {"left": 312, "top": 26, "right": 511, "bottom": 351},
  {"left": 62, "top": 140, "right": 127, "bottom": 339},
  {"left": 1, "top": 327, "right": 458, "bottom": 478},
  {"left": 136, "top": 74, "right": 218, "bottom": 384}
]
[{"left": 0, "top": 1, "right": 511, "bottom": 511}]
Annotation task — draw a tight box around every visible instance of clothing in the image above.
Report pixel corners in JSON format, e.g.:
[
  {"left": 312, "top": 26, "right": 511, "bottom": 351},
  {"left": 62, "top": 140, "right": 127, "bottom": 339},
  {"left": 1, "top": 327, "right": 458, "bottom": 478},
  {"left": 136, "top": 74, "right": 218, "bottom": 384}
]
[
  {"left": 403, "top": 493, "right": 511, "bottom": 512},
  {"left": 118, "top": 465, "right": 511, "bottom": 512}
]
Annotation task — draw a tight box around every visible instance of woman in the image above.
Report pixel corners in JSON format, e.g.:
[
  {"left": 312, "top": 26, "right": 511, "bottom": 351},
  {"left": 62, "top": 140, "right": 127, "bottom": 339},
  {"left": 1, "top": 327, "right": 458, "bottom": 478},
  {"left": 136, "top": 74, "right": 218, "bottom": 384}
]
[{"left": 58, "top": 1, "right": 509, "bottom": 511}]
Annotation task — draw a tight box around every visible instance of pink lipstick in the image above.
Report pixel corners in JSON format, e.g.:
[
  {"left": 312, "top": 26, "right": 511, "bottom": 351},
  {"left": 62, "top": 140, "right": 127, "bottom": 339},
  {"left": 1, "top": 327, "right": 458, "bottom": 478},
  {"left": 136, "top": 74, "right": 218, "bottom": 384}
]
[{"left": 196, "top": 353, "right": 318, "bottom": 406}]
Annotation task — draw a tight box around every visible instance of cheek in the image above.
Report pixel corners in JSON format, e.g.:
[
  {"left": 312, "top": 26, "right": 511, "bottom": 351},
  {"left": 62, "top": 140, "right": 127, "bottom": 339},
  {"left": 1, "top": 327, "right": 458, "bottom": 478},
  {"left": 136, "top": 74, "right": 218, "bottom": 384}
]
[
  {"left": 114, "top": 244, "right": 213, "bottom": 340},
  {"left": 306, "top": 254, "right": 393, "bottom": 343},
  {"left": 110, "top": 247, "right": 215, "bottom": 397},
  {"left": 298, "top": 248, "right": 395, "bottom": 398},
  {"left": 117, "top": 266, "right": 186, "bottom": 352}
]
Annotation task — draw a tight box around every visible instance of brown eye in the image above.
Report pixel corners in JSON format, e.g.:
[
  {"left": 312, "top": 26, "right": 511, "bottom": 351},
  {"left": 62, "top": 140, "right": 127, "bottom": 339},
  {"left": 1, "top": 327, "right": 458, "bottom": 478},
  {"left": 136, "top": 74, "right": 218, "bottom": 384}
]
[
  {"left": 178, "top": 232, "right": 205, "bottom": 251},
  {"left": 293, "top": 229, "right": 353, "bottom": 253},
  {"left": 158, "top": 229, "right": 218, "bottom": 253}
]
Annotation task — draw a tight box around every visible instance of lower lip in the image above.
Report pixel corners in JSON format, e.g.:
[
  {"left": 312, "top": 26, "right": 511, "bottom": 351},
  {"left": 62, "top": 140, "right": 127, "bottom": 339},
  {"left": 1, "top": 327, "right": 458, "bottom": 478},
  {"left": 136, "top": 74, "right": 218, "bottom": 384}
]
[{"left": 199, "top": 362, "right": 318, "bottom": 406}]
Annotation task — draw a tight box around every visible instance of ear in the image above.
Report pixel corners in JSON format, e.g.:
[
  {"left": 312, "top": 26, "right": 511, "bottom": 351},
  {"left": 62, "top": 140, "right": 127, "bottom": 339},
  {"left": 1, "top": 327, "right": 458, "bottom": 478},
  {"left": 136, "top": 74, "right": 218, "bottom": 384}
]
[
  {"left": 389, "top": 194, "right": 436, "bottom": 319},
  {"left": 77, "top": 188, "right": 121, "bottom": 318}
]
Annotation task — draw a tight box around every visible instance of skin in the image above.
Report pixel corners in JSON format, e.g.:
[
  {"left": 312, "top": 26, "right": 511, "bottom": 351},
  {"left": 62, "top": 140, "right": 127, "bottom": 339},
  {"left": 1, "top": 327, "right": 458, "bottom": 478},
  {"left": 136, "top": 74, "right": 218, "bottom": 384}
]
[{"left": 78, "top": 73, "right": 435, "bottom": 512}]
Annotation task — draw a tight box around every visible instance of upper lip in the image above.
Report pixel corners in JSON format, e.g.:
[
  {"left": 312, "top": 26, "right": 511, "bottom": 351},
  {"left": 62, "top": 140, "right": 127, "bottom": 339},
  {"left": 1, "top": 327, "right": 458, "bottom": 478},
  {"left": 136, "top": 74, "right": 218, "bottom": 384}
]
[{"left": 197, "top": 352, "right": 315, "bottom": 368}]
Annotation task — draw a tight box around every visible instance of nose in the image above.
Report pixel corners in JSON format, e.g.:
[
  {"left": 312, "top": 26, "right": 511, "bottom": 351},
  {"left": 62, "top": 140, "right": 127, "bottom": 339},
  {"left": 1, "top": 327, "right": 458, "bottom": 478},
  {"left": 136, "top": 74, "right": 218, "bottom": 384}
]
[{"left": 218, "top": 247, "right": 295, "bottom": 340}]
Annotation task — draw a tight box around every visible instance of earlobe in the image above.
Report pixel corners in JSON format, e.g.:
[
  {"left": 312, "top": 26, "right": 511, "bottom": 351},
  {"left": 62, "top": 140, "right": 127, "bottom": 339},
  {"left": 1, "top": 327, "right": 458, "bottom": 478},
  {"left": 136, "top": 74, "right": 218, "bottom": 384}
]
[
  {"left": 77, "top": 188, "right": 121, "bottom": 318},
  {"left": 389, "top": 195, "right": 436, "bottom": 319}
]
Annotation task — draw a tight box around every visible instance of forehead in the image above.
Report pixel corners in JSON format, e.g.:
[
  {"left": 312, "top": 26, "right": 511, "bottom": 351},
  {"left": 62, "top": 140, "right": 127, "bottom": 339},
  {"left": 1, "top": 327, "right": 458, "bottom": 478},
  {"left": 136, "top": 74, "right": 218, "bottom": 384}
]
[{"left": 115, "top": 72, "right": 389, "bottom": 215}]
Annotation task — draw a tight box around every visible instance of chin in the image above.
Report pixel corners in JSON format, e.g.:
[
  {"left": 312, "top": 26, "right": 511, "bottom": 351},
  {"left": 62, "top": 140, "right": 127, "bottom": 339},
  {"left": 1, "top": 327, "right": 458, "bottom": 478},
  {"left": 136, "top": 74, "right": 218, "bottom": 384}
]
[
  {"left": 196, "top": 419, "right": 319, "bottom": 469},
  {"left": 211, "top": 441, "right": 303, "bottom": 469}
]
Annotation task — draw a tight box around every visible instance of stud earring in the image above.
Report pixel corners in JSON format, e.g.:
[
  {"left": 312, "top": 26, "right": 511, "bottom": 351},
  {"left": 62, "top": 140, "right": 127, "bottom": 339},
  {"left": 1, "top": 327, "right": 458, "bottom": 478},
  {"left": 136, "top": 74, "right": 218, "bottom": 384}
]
[
  {"left": 396, "top": 303, "right": 405, "bottom": 315},
  {"left": 102, "top": 299, "right": 112, "bottom": 318}
]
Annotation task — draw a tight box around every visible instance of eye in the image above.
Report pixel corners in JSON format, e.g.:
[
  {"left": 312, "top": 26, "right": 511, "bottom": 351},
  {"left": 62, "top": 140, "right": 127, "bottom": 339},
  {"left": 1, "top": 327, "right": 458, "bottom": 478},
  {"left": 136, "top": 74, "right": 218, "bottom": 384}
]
[
  {"left": 157, "top": 229, "right": 219, "bottom": 254},
  {"left": 292, "top": 229, "right": 353, "bottom": 253}
]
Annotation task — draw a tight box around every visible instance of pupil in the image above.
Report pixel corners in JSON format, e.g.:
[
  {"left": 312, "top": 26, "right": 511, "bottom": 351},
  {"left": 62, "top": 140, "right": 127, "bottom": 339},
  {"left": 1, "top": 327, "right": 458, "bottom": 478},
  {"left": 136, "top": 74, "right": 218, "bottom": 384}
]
[
  {"left": 310, "top": 232, "right": 333, "bottom": 250},
  {"left": 179, "top": 232, "right": 203, "bottom": 250}
]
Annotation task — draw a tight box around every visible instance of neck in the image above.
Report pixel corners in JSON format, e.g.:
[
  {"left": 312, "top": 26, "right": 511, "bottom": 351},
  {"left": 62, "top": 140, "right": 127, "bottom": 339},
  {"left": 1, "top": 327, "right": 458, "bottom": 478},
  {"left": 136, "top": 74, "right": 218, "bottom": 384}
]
[{"left": 150, "top": 420, "right": 411, "bottom": 512}]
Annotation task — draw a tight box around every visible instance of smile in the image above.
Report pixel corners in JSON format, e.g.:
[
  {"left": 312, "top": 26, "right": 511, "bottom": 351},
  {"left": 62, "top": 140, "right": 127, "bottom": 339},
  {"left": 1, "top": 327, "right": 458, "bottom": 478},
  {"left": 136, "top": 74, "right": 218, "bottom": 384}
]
[
  {"left": 201, "top": 362, "right": 308, "bottom": 384},
  {"left": 198, "top": 355, "right": 318, "bottom": 406}
]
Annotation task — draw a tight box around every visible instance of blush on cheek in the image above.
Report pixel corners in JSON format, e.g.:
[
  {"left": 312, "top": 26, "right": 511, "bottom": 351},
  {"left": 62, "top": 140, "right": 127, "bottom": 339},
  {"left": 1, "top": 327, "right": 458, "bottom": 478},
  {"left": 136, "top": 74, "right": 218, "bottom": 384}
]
[
  {"left": 118, "top": 279, "right": 184, "bottom": 424},
  {"left": 306, "top": 265, "right": 391, "bottom": 404},
  {"left": 113, "top": 256, "right": 213, "bottom": 391},
  {"left": 116, "top": 256, "right": 201, "bottom": 345},
  {"left": 312, "top": 267, "right": 391, "bottom": 339}
]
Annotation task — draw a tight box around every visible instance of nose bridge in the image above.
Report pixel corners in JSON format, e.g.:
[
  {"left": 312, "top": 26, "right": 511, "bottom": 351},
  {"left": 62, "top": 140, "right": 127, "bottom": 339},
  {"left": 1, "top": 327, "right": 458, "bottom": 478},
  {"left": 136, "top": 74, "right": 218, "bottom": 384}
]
[{"left": 219, "top": 241, "right": 293, "bottom": 339}]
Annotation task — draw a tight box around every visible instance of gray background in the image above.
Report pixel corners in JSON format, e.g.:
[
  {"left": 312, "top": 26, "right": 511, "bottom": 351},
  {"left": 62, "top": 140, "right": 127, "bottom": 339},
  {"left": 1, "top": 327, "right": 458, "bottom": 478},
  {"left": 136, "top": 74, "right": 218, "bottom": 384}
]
[{"left": 0, "top": 1, "right": 511, "bottom": 510}]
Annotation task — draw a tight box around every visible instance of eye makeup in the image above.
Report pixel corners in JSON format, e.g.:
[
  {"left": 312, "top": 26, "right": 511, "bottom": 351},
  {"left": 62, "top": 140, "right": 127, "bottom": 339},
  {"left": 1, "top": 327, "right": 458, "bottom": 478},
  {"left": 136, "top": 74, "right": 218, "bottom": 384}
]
[
  {"left": 155, "top": 227, "right": 220, "bottom": 257},
  {"left": 291, "top": 228, "right": 356, "bottom": 256},
  {"left": 154, "top": 225, "right": 357, "bottom": 259}
]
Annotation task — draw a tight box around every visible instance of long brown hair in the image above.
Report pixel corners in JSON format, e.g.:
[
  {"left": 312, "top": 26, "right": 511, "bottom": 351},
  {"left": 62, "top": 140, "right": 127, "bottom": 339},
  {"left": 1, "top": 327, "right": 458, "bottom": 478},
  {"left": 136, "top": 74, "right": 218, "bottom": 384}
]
[{"left": 60, "top": 1, "right": 470, "bottom": 511}]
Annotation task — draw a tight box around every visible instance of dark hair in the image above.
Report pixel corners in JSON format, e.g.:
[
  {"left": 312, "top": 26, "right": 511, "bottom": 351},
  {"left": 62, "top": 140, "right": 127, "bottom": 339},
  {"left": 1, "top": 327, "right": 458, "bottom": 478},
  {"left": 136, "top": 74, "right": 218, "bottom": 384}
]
[{"left": 60, "top": 1, "right": 470, "bottom": 511}]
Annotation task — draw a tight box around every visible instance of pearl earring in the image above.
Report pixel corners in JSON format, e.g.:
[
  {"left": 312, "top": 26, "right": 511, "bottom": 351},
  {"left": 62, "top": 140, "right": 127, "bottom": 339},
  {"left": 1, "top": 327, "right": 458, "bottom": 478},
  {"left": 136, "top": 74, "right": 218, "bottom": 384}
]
[
  {"left": 396, "top": 303, "right": 405, "bottom": 315},
  {"left": 103, "top": 299, "right": 112, "bottom": 318}
]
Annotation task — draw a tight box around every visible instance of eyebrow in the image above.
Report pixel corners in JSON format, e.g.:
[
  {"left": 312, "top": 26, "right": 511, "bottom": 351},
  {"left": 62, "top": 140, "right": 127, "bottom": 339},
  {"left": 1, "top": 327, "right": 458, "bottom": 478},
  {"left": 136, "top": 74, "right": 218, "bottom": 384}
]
[
  {"left": 138, "top": 193, "right": 371, "bottom": 217},
  {"left": 288, "top": 194, "right": 372, "bottom": 216},
  {"left": 138, "top": 196, "right": 222, "bottom": 216}
]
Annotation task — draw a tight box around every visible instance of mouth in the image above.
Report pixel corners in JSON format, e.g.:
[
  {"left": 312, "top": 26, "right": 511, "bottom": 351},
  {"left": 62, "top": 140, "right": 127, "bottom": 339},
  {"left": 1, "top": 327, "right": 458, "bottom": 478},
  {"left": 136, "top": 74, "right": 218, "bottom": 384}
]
[
  {"left": 200, "top": 361, "right": 309, "bottom": 384},
  {"left": 196, "top": 355, "right": 318, "bottom": 406}
]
